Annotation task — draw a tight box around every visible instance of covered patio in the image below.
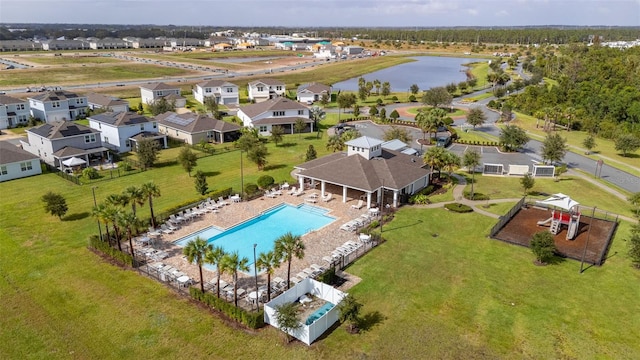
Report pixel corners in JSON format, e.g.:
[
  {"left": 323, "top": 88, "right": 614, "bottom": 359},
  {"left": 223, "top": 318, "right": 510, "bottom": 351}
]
[{"left": 53, "top": 145, "right": 111, "bottom": 171}]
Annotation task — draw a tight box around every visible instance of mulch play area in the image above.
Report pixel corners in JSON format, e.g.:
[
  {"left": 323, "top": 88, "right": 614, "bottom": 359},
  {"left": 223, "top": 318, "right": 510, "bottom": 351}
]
[{"left": 492, "top": 206, "right": 617, "bottom": 265}]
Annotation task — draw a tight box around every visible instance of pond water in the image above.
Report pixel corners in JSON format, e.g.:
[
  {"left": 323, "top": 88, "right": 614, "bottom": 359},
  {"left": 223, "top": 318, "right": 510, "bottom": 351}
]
[{"left": 333, "top": 56, "right": 487, "bottom": 93}]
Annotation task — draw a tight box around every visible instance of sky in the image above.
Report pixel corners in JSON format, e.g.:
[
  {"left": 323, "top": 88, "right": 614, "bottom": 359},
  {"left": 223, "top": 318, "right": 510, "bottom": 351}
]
[{"left": 1, "top": 0, "right": 639, "bottom": 27}]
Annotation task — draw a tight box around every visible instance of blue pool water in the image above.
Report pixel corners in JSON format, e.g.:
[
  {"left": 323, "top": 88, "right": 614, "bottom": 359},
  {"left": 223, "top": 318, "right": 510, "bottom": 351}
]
[
  {"left": 174, "top": 204, "right": 335, "bottom": 271},
  {"left": 305, "top": 302, "right": 335, "bottom": 325}
]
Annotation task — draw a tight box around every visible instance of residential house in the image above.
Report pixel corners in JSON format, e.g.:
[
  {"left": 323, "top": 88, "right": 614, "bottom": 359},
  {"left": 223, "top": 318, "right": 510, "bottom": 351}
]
[
  {"left": 204, "top": 36, "right": 233, "bottom": 47},
  {"left": 86, "top": 93, "right": 130, "bottom": 113},
  {"left": 88, "top": 37, "right": 131, "bottom": 50},
  {"left": 296, "top": 83, "right": 331, "bottom": 104},
  {"left": 213, "top": 43, "right": 233, "bottom": 51},
  {"left": 0, "top": 141, "right": 42, "bottom": 182},
  {"left": 88, "top": 112, "right": 167, "bottom": 153},
  {"left": 139, "top": 83, "right": 186, "bottom": 107},
  {"left": 41, "top": 39, "right": 89, "bottom": 51},
  {"left": 342, "top": 45, "right": 364, "bottom": 55},
  {"left": 126, "top": 38, "right": 169, "bottom": 49},
  {"left": 155, "top": 112, "right": 241, "bottom": 145},
  {"left": 28, "top": 91, "right": 88, "bottom": 122},
  {"left": 192, "top": 80, "right": 239, "bottom": 105},
  {"left": 21, "top": 121, "right": 110, "bottom": 170},
  {"left": 247, "top": 79, "right": 286, "bottom": 103},
  {"left": 0, "top": 40, "right": 42, "bottom": 52},
  {"left": 237, "top": 97, "right": 314, "bottom": 135},
  {"left": 295, "top": 136, "right": 429, "bottom": 208},
  {"left": 0, "top": 95, "right": 30, "bottom": 129}
]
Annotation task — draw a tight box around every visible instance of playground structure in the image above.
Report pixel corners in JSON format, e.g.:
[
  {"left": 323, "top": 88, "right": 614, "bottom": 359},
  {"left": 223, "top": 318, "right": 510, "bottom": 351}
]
[{"left": 536, "top": 193, "right": 581, "bottom": 240}]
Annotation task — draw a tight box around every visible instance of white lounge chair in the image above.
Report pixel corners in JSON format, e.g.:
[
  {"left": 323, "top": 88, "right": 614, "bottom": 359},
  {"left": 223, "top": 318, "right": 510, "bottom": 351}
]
[
  {"left": 321, "top": 193, "right": 332, "bottom": 202},
  {"left": 218, "top": 197, "right": 229, "bottom": 206},
  {"left": 266, "top": 190, "right": 277, "bottom": 198},
  {"left": 160, "top": 224, "right": 174, "bottom": 234},
  {"left": 351, "top": 199, "right": 364, "bottom": 209},
  {"left": 293, "top": 188, "right": 305, "bottom": 197},
  {"left": 305, "top": 197, "right": 318, "bottom": 203},
  {"left": 287, "top": 186, "right": 297, "bottom": 195},
  {"left": 272, "top": 189, "right": 282, "bottom": 196}
]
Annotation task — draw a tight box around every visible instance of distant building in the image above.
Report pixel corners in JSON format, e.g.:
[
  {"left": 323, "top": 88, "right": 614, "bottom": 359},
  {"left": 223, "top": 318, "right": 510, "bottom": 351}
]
[
  {"left": 86, "top": 93, "right": 130, "bottom": 113},
  {"left": 237, "top": 97, "right": 313, "bottom": 135},
  {"left": 139, "top": 83, "right": 185, "bottom": 107},
  {"left": 89, "top": 112, "right": 166, "bottom": 152},
  {"left": 155, "top": 111, "right": 241, "bottom": 145},
  {"left": 247, "top": 79, "right": 286, "bottom": 103},
  {"left": 0, "top": 94, "right": 30, "bottom": 129},
  {"left": 28, "top": 91, "right": 88, "bottom": 122},
  {"left": 296, "top": 83, "right": 331, "bottom": 103},
  {"left": 0, "top": 141, "right": 42, "bottom": 182},
  {"left": 192, "top": 80, "right": 239, "bottom": 105}
]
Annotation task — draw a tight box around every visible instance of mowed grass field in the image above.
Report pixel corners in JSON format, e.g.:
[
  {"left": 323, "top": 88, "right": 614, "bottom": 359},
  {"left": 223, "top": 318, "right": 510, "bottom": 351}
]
[
  {"left": 18, "top": 55, "right": 126, "bottom": 66},
  {"left": 2, "top": 168, "right": 640, "bottom": 358},
  {"left": 0, "top": 64, "right": 195, "bottom": 87}
]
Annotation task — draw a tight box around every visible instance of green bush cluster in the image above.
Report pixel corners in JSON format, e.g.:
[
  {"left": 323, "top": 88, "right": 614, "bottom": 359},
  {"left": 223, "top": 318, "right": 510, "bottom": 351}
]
[
  {"left": 463, "top": 191, "right": 490, "bottom": 200},
  {"left": 409, "top": 194, "right": 431, "bottom": 205},
  {"left": 455, "top": 139, "right": 501, "bottom": 147},
  {"left": 316, "top": 267, "right": 336, "bottom": 285},
  {"left": 447, "top": 126, "right": 458, "bottom": 140},
  {"left": 189, "top": 288, "right": 265, "bottom": 329},
  {"left": 82, "top": 167, "right": 100, "bottom": 179},
  {"left": 444, "top": 203, "right": 473, "bottom": 213},
  {"left": 256, "top": 175, "right": 275, "bottom": 189},
  {"left": 244, "top": 183, "right": 259, "bottom": 195},
  {"left": 88, "top": 235, "right": 133, "bottom": 267}
]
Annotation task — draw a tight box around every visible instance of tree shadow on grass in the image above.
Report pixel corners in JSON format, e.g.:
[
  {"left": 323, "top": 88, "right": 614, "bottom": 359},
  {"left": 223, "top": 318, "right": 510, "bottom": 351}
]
[
  {"left": 380, "top": 219, "right": 423, "bottom": 232},
  {"left": 620, "top": 153, "right": 640, "bottom": 159},
  {"left": 277, "top": 142, "right": 297, "bottom": 148},
  {"left": 357, "top": 311, "right": 386, "bottom": 333},
  {"left": 546, "top": 255, "right": 567, "bottom": 265},
  {"left": 200, "top": 171, "right": 220, "bottom": 177},
  {"left": 263, "top": 164, "right": 287, "bottom": 171},
  {"left": 64, "top": 212, "right": 89, "bottom": 221}
]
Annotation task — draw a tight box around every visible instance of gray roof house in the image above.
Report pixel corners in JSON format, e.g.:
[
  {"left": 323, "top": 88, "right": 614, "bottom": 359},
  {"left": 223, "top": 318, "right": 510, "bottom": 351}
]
[
  {"left": 192, "top": 80, "right": 239, "bottom": 105},
  {"left": 0, "top": 141, "right": 42, "bottom": 182},
  {"left": 86, "top": 93, "right": 130, "bottom": 113},
  {"left": 20, "top": 121, "right": 110, "bottom": 171},
  {"left": 28, "top": 91, "right": 88, "bottom": 122},
  {"left": 294, "top": 136, "right": 429, "bottom": 208},
  {"left": 236, "top": 97, "right": 314, "bottom": 135},
  {"left": 0, "top": 94, "right": 30, "bottom": 129},
  {"left": 247, "top": 79, "right": 286, "bottom": 103},
  {"left": 296, "top": 82, "right": 332, "bottom": 103},
  {"left": 155, "top": 112, "right": 241, "bottom": 145},
  {"left": 89, "top": 112, "right": 167, "bottom": 153},
  {"left": 140, "top": 82, "right": 186, "bottom": 107}
]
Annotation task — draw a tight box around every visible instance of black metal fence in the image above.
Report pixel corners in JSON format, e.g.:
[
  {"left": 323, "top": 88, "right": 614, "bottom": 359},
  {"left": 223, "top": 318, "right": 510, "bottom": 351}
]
[{"left": 489, "top": 197, "right": 526, "bottom": 237}]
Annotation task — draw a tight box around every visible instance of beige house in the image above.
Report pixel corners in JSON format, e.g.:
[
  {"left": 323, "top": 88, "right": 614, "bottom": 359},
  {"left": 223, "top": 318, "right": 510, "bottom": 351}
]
[{"left": 155, "top": 112, "right": 241, "bottom": 145}]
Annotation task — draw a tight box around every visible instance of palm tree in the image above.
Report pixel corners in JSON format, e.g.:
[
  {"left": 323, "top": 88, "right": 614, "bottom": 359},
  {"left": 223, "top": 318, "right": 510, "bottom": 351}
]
[
  {"left": 92, "top": 203, "right": 111, "bottom": 244},
  {"left": 104, "top": 204, "right": 123, "bottom": 251},
  {"left": 427, "top": 108, "right": 448, "bottom": 138},
  {"left": 326, "top": 134, "right": 345, "bottom": 153},
  {"left": 373, "top": 79, "right": 381, "bottom": 95},
  {"left": 415, "top": 110, "right": 430, "bottom": 142},
  {"left": 204, "top": 245, "right": 226, "bottom": 298},
  {"left": 274, "top": 232, "right": 305, "bottom": 289},
  {"left": 309, "top": 105, "right": 326, "bottom": 139},
  {"left": 183, "top": 236, "right": 213, "bottom": 292},
  {"left": 141, "top": 182, "right": 161, "bottom": 228},
  {"left": 222, "top": 251, "right": 250, "bottom": 307},
  {"left": 423, "top": 146, "right": 446, "bottom": 181},
  {"left": 117, "top": 211, "right": 139, "bottom": 260},
  {"left": 442, "top": 151, "right": 461, "bottom": 179},
  {"left": 256, "top": 250, "right": 282, "bottom": 302},
  {"left": 123, "top": 185, "right": 145, "bottom": 216},
  {"left": 463, "top": 149, "right": 482, "bottom": 198}
]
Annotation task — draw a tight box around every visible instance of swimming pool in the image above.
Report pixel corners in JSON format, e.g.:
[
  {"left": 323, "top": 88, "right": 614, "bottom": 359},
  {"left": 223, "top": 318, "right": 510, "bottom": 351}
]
[{"left": 174, "top": 203, "right": 335, "bottom": 271}]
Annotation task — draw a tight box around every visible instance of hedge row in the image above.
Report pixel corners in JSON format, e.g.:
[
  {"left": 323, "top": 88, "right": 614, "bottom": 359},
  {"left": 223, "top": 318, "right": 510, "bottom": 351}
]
[
  {"left": 455, "top": 139, "right": 501, "bottom": 147},
  {"left": 88, "top": 235, "right": 134, "bottom": 267},
  {"left": 463, "top": 191, "right": 490, "bottom": 201},
  {"left": 190, "top": 288, "right": 265, "bottom": 329},
  {"left": 444, "top": 203, "right": 474, "bottom": 213}
]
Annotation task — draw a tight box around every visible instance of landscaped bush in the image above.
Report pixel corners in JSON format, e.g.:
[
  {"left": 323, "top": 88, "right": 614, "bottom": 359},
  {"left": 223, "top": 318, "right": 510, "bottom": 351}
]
[
  {"left": 409, "top": 95, "right": 417, "bottom": 102},
  {"left": 409, "top": 194, "right": 431, "bottom": 205},
  {"left": 444, "top": 203, "right": 473, "bottom": 213},
  {"left": 463, "top": 191, "right": 489, "bottom": 201},
  {"left": 88, "top": 235, "right": 134, "bottom": 267},
  {"left": 82, "top": 167, "right": 100, "bottom": 179},
  {"left": 118, "top": 159, "right": 133, "bottom": 171},
  {"left": 316, "top": 267, "right": 336, "bottom": 285},
  {"left": 257, "top": 175, "right": 275, "bottom": 189},
  {"left": 190, "top": 288, "right": 265, "bottom": 329},
  {"left": 244, "top": 183, "right": 259, "bottom": 195}
]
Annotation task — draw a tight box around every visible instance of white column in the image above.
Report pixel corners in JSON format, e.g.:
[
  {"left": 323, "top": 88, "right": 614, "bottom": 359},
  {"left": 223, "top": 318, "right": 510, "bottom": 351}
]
[
  {"left": 321, "top": 181, "right": 325, "bottom": 197},
  {"left": 342, "top": 186, "right": 347, "bottom": 203},
  {"left": 298, "top": 175, "right": 304, "bottom": 189},
  {"left": 393, "top": 190, "right": 398, "bottom": 208},
  {"left": 377, "top": 188, "right": 382, "bottom": 207},
  {"left": 367, "top": 192, "right": 372, "bottom": 209}
]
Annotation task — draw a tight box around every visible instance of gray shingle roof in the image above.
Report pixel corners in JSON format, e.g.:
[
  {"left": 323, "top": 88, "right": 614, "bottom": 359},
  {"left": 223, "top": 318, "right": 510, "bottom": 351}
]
[
  {"left": 85, "top": 93, "right": 128, "bottom": 108},
  {"left": 297, "top": 82, "right": 331, "bottom": 94},
  {"left": 239, "top": 97, "right": 308, "bottom": 118},
  {"left": 28, "top": 121, "right": 99, "bottom": 139},
  {"left": 252, "top": 116, "right": 313, "bottom": 125},
  {"left": 297, "top": 149, "right": 428, "bottom": 192},
  {"left": 155, "top": 112, "right": 241, "bottom": 134},
  {"left": 90, "top": 112, "right": 152, "bottom": 127},
  {"left": 0, "top": 141, "right": 39, "bottom": 165},
  {"left": 0, "top": 95, "right": 27, "bottom": 105},
  {"left": 29, "top": 90, "right": 82, "bottom": 102},
  {"left": 140, "top": 82, "right": 179, "bottom": 91},
  {"left": 197, "top": 80, "right": 237, "bottom": 88},
  {"left": 248, "top": 79, "right": 285, "bottom": 87}
]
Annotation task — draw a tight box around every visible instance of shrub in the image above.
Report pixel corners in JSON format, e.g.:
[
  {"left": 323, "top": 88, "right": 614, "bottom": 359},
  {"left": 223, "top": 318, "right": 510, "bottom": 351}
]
[
  {"left": 316, "top": 267, "right": 336, "bottom": 285},
  {"left": 463, "top": 191, "right": 489, "bottom": 200},
  {"left": 409, "top": 194, "right": 431, "bottom": 205},
  {"left": 189, "top": 288, "right": 265, "bottom": 329},
  {"left": 444, "top": 203, "right": 473, "bottom": 213},
  {"left": 118, "top": 159, "right": 133, "bottom": 171},
  {"left": 82, "top": 167, "right": 100, "bottom": 179},
  {"left": 409, "top": 95, "right": 417, "bottom": 102},
  {"left": 88, "top": 235, "right": 134, "bottom": 267},
  {"left": 256, "top": 175, "right": 275, "bottom": 189},
  {"left": 244, "top": 183, "right": 259, "bottom": 195}
]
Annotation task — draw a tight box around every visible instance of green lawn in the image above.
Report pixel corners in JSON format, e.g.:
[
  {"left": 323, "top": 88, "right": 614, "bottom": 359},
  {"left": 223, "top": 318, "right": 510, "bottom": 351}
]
[
  {"left": 455, "top": 129, "right": 499, "bottom": 143},
  {"left": 20, "top": 55, "right": 125, "bottom": 65},
  {"left": 1, "top": 132, "right": 640, "bottom": 358},
  {"left": 0, "top": 64, "right": 195, "bottom": 87}
]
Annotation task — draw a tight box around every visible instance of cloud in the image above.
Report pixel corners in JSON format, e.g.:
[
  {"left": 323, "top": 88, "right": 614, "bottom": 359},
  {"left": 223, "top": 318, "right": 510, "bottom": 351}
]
[
  {"left": 467, "top": 8, "right": 479, "bottom": 16},
  {"left": 496, "top": 10, "right": 509, "bottom": 17}
]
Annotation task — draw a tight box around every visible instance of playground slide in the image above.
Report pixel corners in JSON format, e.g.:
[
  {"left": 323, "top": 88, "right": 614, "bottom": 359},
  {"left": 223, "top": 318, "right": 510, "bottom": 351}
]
[
  {"left": 566, "top": 220, "right": 578, "bottom": 240},
  {"left": 537, "top": 217, "right": 553, "bottom": 226}
]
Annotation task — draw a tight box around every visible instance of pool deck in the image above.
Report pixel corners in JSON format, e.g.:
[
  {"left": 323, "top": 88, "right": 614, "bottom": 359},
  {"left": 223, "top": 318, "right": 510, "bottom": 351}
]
[{"left": 139, "top": 191, "right": 368, "bottom": 293}]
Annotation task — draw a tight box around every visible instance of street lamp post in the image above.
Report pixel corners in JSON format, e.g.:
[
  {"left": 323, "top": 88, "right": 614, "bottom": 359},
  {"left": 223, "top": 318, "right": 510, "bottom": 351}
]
[
  {"left": 253, "top": 243, "right": 259, "bottom": 311},
  {"left": 91, "top": 186, "right": 102, "bottom": 241}
]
